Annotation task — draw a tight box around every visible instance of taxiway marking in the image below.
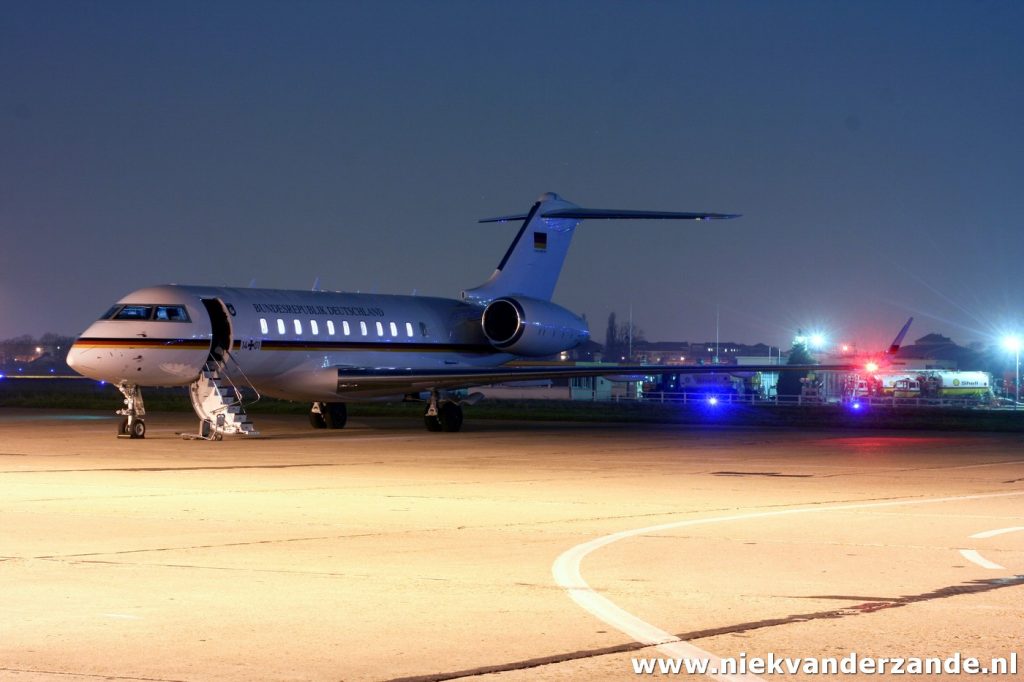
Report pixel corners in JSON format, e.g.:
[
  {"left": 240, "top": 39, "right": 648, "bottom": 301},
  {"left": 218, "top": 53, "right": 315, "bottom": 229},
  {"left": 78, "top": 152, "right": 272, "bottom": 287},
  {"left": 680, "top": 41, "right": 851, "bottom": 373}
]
[
  {"left": 553, "top": 490, "right": 1024, "bottom": 682},
  {"left": 958, "top": 549, "right": 1005, "bottom": 570},
  {"left": 971, "top": 525, "right": 1024, "bottom": 539},
  {"left": 959, "top": 525, "right": 1024, "bottom": 570}
]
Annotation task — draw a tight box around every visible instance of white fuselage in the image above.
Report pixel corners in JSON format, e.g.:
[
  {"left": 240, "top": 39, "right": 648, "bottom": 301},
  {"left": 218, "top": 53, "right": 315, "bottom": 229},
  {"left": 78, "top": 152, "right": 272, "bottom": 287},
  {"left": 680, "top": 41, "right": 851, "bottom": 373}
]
[{"left": 67, "top": 284, "right": 548, "bottom": 401}]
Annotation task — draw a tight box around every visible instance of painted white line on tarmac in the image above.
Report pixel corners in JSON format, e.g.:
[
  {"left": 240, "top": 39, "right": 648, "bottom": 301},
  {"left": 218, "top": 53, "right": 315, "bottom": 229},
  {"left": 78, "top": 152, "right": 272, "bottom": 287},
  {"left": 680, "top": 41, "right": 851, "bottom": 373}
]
[
  {"left": 958, "top": 525, "right": 1024, "bottom": 570},
  {"left": 971, "top": 525, "right": 1024, "bottom": 539},
  {"left": 958, "top": 549, "right": 1005, "bottom": 570},
  {"left": 553, "top": 490, "right": 1024, "bottom": 682}
]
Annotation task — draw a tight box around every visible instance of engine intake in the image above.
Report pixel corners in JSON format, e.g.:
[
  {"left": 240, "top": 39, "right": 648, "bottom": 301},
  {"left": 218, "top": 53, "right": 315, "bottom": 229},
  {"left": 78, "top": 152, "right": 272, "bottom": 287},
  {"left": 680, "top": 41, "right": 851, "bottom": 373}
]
[
  {"left": 482, "top": 298, "right": 524, "bottom": 346},
  {"left": 481, "top": 296, "right": 589, "bottom": 357}
]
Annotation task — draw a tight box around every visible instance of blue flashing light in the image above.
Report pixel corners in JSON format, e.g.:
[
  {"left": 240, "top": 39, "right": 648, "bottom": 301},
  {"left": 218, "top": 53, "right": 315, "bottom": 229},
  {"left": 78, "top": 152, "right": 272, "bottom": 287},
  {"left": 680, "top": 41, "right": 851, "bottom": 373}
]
[
  {"left": 49, "top": 368, "right": 55, "bottom": 373},
  {"left": 98, "top": 380, "right": 106, "bottom": 386},
  {"left": 0, "top": 373, "right": 5, "bottom": 380},
  {"left": 852, "top": 401, "right": 862, "bottom": 410},
  {"left": 707, "top": 396, "right": 719, "bottom": 406}
]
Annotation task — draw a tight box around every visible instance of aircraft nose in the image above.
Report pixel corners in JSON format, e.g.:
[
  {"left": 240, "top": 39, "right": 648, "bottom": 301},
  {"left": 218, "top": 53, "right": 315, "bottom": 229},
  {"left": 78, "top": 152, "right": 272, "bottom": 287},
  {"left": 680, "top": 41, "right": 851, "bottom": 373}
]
[
  {"left": 66, "top": 342, "right": 90, "bottom": 374},
  {"left": 66, "top": 341, "right": 104, "bottom": 380}
]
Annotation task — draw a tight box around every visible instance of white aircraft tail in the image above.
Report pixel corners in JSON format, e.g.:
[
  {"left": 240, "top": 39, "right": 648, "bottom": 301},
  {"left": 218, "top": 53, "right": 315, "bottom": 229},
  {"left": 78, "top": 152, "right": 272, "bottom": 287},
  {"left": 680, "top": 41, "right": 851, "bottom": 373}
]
[{"left": 462, "top": 192, "right": 739, "bottom": 303}]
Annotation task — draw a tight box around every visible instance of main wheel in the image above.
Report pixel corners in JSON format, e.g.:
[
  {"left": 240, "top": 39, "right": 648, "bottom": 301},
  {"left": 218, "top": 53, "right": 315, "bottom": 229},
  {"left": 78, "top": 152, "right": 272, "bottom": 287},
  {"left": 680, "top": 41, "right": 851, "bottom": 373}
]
[
  {"left": 323, "top": 402, "right": 347, "bottom": 429},
  {"left": 438, "top": 402, "right": 463, "bottom": 432},
  {"left": 309, "top": 407, "right": 327, "bottom": 429},
  {"left": 129, "top": 419, "right": 146, "bottom": 439},
  {"left": 424, "top": 414, "right": 443, "bottom": 432}
]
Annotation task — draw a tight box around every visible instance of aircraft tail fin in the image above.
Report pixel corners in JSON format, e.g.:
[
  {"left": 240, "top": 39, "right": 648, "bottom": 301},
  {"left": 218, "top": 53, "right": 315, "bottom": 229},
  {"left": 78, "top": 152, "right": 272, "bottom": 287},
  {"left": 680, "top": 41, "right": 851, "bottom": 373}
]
[
  {"left": 887, "top": 317, "right": 914, "bottom": 355},
  {"left": 463, "top": 192, "right": 738, "bottom": 303}
]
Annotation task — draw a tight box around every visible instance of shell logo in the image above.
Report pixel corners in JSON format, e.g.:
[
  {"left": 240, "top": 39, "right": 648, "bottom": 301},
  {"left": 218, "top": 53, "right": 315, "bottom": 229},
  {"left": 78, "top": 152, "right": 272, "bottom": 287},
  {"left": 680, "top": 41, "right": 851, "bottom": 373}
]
[{"left": 953, "top": 379, "right": 960, "bottom": 386}]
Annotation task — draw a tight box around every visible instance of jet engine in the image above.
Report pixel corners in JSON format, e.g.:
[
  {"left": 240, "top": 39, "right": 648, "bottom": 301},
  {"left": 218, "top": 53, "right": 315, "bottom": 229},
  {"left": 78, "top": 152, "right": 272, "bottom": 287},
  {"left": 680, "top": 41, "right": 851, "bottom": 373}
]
[{"left": 481, "top": 296, "right": 589, "bottom": 357}]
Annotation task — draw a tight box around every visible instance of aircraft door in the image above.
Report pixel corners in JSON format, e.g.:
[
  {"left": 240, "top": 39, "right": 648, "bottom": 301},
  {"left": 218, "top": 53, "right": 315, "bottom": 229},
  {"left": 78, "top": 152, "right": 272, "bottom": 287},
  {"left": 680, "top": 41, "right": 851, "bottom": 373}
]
[{"left": 201, "top": 298, "right": 233, "bottom": 362}]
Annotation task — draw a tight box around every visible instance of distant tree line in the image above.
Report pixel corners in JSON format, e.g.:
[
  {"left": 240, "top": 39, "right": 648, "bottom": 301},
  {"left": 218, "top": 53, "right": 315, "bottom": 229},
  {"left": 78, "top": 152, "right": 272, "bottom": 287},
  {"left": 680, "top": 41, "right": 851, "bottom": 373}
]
[
  {"left": 0, "top": 334, "right": 76, "bottom": 371},
  {"left": 603, "top": 312, "right": 645, "bottom": 362}
]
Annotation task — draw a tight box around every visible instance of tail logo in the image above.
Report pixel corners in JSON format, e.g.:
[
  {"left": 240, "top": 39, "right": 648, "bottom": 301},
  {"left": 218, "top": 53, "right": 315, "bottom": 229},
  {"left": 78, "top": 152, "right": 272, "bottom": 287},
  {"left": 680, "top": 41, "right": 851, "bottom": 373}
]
[{"left": 533, "top": 231, "right": 547, "bottom": 251}]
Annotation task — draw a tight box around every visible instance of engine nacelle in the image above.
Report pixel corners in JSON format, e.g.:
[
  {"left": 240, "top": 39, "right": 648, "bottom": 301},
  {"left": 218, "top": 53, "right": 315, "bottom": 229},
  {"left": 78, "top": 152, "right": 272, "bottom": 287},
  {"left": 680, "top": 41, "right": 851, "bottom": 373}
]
[{"left": 481, "top": 296, "right": 589, "bottom": 357}]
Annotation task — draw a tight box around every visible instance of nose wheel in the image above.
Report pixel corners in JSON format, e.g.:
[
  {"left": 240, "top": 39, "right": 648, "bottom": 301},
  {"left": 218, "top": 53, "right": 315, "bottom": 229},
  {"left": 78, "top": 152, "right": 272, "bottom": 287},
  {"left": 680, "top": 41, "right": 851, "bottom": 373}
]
[
  {"left": 115, "top": 383, "right": 147, "bottom": 439},
  {"left": 119, "top": 417, "right": 146, "bottom": 439}
]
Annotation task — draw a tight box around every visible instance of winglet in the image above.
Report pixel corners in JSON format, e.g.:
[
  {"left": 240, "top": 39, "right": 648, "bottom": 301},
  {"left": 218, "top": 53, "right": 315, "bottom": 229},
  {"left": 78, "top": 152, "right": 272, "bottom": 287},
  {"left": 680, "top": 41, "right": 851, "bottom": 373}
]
[{"left": 887, "top": 317, "right": 913, "bottom": 355}]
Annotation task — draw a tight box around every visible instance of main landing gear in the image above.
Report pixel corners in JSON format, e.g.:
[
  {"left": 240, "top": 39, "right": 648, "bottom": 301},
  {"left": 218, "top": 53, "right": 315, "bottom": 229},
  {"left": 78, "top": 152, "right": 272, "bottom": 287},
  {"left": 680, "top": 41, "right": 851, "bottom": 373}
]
[
  {"left": 310, "top": 402, "right": 347, "bottom": 429},
  {"left": 116, "top": 382, "right": 146, "bottom": 439},
  {"left": 423, "top": 392, "right": 463, "bottom": 432}
]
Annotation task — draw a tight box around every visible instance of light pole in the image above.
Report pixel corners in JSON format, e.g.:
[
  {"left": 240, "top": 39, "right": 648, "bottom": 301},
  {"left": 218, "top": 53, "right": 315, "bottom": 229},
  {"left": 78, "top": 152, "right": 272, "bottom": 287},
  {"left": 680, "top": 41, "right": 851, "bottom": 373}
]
[{"left": 1003, "top": 336, "right": 1021, "bottom": 409}]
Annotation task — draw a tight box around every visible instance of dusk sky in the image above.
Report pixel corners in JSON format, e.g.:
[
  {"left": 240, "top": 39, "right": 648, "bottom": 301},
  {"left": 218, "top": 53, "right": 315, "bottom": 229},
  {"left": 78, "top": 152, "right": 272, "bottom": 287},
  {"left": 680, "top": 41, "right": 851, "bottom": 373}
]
[{"left": 2, "top": 1, "right": 1022, "bottom": 350}]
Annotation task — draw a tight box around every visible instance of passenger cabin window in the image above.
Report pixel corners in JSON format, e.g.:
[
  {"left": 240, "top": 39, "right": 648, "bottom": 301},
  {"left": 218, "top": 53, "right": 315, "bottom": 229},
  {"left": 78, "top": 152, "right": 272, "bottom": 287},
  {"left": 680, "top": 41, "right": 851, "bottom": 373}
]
[
  {"left": 406, "top": 322, "right": 414, "bottom": 338},
  {"left": 327, "top": 321, "right": 335, "bottom": 336},
  {"left": 389, "top": 322, "right": 398, "bottom": 337},
  {"left": 375, "top": 321, "right": 384, "bottom": 337},
  {"left": 114, "top": 305, "right": 153, "bottom": 320},
  {"left": 293, "top": 319, "right": 302, "bottom": 334},
  {"left": 419, "top": 322, "right": 429, "bottom": 337},
  {"left": 260, "top": 319, "right": 269, "bottom": 335},
  {"left": 359, "top": 321, "right": 367, "bottom": 336},
  {"left": 277, "top": 319, "right": 286, "bottom": 334},
  {"left": 310, "top": 320, "right": 319, "bottom": 335},
  {"left": 343, "top": 321, "right": 351, "bottom": 336},
  {"left": 154, "top": 305, "right": 190, "bottom": 322}
]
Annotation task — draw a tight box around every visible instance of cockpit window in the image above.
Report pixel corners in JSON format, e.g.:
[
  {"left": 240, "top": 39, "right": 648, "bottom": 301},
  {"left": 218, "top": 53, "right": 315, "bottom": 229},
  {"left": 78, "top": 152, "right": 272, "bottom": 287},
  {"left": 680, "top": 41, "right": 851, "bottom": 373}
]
[
  {"left": 154, "top": 305, "right": 190, "bottom": 322},
  {"left": 105, "top": 304, "right": 191, "bottom": 322},
  {"left": 114, "top": 305, "right": 154, "bottom": 320}
]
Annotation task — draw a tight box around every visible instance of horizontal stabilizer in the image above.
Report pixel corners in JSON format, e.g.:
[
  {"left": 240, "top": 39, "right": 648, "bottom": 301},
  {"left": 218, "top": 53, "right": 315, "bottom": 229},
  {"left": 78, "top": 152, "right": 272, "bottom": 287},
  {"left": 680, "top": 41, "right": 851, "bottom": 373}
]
[
  {"left": 479, "top": 208, "right": 739, "bottom": 223},
  {"left": 479, "top": 213, "right": 529, "bottom": 224},
  {"left": 540, "top": 208, "right": 740, "bottom": 221}
]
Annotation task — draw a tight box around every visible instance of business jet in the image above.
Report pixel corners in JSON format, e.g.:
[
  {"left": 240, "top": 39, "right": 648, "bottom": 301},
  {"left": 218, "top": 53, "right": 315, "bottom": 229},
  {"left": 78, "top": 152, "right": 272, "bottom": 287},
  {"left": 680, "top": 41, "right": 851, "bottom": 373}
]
[{"left": 66, "top": 191, "right": 837, "bottom": 439}]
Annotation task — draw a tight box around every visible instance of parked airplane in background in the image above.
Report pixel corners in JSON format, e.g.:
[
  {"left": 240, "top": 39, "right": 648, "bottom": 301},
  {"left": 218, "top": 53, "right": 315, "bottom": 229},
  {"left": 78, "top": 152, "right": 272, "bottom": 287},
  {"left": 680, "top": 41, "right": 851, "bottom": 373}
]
[{"left": 66, "top": 192, "right": 829, "bottom": 439}]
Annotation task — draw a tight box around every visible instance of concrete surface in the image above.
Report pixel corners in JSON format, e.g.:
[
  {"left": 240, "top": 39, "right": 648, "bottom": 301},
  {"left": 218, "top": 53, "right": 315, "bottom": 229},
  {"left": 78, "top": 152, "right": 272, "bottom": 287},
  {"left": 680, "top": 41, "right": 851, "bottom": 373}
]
[{"left": 1, "top": 408, "right": 1022, "bottom": 681}]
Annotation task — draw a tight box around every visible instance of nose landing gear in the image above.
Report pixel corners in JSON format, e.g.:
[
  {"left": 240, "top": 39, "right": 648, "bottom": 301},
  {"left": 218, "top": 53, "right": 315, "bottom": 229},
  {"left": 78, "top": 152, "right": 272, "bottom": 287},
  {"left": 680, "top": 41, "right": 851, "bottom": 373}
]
[{"left": 116, "top": 382, "right": 146, "bottom": 439}]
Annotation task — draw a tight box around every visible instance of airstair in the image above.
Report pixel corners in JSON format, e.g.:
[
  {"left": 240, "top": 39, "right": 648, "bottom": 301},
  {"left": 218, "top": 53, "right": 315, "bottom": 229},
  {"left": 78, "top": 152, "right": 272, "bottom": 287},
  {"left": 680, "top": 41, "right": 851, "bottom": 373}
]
[{"left": 187, "top": 354, "right": 259, "bottom": 439}]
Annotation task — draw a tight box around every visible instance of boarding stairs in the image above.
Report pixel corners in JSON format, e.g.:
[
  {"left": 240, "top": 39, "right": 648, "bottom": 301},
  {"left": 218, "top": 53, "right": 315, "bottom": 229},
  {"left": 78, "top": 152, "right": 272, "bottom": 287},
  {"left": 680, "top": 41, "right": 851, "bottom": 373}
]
[{"left": 187, "top": 355, "right": 259, "bottom": 439}]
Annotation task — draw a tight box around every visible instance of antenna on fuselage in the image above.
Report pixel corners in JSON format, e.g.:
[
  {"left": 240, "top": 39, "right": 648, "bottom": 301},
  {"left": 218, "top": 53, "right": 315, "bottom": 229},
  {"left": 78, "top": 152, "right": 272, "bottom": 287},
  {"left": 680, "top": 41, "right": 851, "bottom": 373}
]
[
  {"left": 248, "top": 278, "right": 257, "bottom": 288},
  {"left": 312, "top": 277, "right": 320, "bottom": 291}
]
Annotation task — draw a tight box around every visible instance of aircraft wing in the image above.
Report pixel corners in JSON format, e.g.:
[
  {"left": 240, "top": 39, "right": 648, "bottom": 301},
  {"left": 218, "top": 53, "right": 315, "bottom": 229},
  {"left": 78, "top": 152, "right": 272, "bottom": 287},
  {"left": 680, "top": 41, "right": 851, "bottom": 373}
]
[{"left": 335, "top": 363, "right": 854, "bottom": 393}]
